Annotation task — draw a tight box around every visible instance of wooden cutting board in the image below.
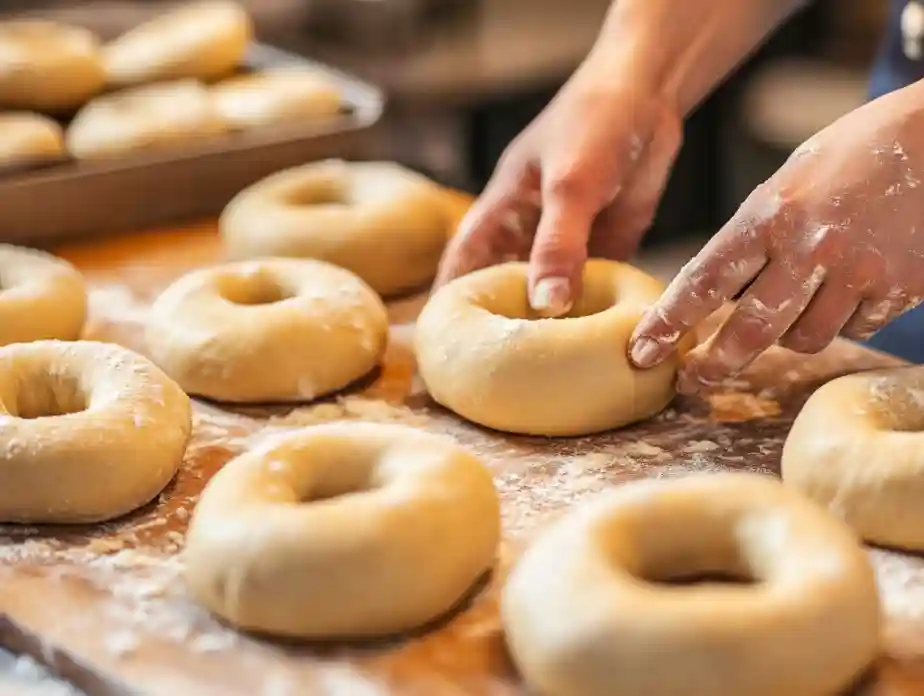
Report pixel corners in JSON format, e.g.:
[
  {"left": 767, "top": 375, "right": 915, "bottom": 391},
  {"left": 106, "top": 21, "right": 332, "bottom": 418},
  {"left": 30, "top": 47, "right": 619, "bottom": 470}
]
[{"left": 1, "top": 192, "right": 923, "bottom": 695}]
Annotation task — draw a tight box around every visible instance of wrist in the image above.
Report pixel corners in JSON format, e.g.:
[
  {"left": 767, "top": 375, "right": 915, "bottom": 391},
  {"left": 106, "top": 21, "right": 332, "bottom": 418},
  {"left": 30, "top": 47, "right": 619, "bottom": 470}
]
[{"left": 586, "top": 0, "right": 810, "bottom": 116}]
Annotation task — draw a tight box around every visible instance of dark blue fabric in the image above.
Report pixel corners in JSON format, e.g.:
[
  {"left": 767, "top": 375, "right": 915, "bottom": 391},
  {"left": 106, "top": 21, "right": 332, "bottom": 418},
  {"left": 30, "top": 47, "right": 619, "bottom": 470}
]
[{"left": 860, "top": 0, "right": 924, "bottom": 362}]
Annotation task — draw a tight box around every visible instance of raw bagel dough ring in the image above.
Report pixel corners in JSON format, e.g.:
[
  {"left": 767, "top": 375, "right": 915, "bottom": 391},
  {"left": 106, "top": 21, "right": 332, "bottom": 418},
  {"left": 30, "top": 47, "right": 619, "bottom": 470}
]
[
  {"left": 183, "top": 422, "right": 501, "bottom": 638},
  {"left": 414, "top": 259, "right": 692, "bottom": 436},
  {"left": 211, "top": 68, "right": 344, "bottom": 130},
  {"left": 0, "top": 245, "right": 88, "bottom": 347},
  {"left": 0, "top": 340, "right": 192, "bottom": 523},
  {"left": 103, "top": 0, "right": 252, "bottom": 87},
  {"left": 783, "top": 365, "right": 924, "bottom": 550},
  {"left": 65, "top": 79, "right": 229, "bottom": 159},
  {"left": 145, "top": 258, "right": 389, "bottom": 403},
  {"left": 0, "top": 21, "right": 105, "bottom": 113},
  {"left": 0, "top": 113, "right": 67, "bottom": 170},
  {"left": 502, "top": 473, "right": 880, "bottom": 696},
  {"left": 219, "top": 160, "right": 451, "bottom": 297}
]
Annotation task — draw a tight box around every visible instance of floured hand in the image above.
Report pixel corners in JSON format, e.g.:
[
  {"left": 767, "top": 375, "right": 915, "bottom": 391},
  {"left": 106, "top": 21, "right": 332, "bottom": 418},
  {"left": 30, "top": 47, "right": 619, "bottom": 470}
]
[
  {"left": 433, "top": 54, "right": 682, "bottom": 317},
  {"left": 629, "top": 81, "right": 924, "bottom": 393}
]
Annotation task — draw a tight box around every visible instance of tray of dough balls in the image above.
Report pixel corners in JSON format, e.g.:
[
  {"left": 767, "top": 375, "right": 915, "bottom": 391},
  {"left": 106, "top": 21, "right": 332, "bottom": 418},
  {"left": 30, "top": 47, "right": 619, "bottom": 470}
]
[{"left": 0, "top": 0, "right": 384, "bottom": 245}]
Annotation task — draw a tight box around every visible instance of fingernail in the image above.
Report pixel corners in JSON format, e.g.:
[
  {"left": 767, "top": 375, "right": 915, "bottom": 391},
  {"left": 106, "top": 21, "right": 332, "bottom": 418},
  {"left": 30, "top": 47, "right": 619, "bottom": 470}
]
[
  {"left": 630, "top": 338, "right": 660, "bottom": 368},
  {"left": 531, "top": 277, "right": 572, "bottom": 317}
]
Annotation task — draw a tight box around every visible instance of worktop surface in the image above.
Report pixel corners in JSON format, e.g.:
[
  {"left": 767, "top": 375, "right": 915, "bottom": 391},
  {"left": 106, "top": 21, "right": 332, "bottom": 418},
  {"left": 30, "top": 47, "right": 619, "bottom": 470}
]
[{"left": 0, "top": 203, "right": 922, "bottom": 695}]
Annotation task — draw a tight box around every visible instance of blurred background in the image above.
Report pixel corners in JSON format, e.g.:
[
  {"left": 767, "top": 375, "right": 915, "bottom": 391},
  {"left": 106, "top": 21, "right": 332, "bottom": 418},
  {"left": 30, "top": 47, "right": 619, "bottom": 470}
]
[{"left": 0, "top": 0, "right": 887, "bottom": 265}]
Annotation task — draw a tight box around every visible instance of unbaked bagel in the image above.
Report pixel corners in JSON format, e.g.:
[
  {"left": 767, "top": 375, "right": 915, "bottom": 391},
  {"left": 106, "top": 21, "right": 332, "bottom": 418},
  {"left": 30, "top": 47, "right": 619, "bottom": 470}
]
[
  {"left": 783, "top": 366, "right": 924, "bottom": 550},
  {"left": 0, "top": 113, "right": 67, "bottom": 170},
  {"left": 414, "top": 259, "right": 692, "bottom": 436},
  {"left": 183, "top": 422, "right": 500, "bottom": 638},
  {"left": 211, "top": 68, "right": 344, "bottom": 130},
  {"left": 145, "top": 258, "right": 389, "bottom": 403},
  {"left": 0, "top": 244, "right": 88, "bottom": 347},
  {"left": 502, "top": 473, "right": 880, "bottom": 696},
  {"left": 103, "top": 0, "right": 252, "bottom": 88},
  {"left": 0, "top": 340, "right": 192, "bottom": 523},
  {"left": 0, "top": 21, "right": 105, "bottom": 113},
  {"left": 65, "top": 79, "right": 229, "bottom": 159},
  {"left": 219, "top": 160, "right": 451, "bottom": 297}
]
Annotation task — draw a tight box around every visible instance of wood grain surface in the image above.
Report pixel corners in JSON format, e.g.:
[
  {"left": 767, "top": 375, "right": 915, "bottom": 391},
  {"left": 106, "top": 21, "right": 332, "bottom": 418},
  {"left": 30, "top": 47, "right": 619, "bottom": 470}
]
[{"left": 1, "top": 191, "right": 923, "bottom": 695}]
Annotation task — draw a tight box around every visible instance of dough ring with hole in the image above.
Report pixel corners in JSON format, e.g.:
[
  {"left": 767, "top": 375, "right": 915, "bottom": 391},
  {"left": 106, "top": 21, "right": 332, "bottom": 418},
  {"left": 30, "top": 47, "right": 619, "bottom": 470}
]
[
  {"left": 414, "top": 259, "right": 693, "bottom": 436},
  {"left": 183, "top": 421, "right": 501, "bottom": 638},
  {"left": 219, "top": 160, "right": 451, "bottom": 297},
  {"left": 0, "top": 245, "right": 88, "bottom": 347},
  {"left": 0, "top": 113, "right": 67, "bottom": 171},
  {"left": 783, "top": 365, "right": 924, "bottom": 550},
  {"left": 103, "top": 0, "right": 252, "bottom": 88},
  {"left": 145, "top": 258, "right": 389, "bottom": 403},
  {"left": 0, "top": 340, "right": 192, "bottom": 523},
  {"left": 502, "top": 473, "right": 880, "bottom": 696},
  {"left": 211, "top": 68, "right": 344, "bottom": 130},
  {"left": 0, "top": 21, "right": 105, "bottom": 113},
  {"left": 65, "top": 79, "right": 229, "bottom": 159}
]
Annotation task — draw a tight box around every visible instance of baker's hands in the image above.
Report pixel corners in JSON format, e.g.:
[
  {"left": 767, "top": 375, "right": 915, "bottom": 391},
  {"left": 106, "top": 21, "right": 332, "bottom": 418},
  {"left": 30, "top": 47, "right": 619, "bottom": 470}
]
[
  {"left": 434, "top": 57, "right": 683, "bottom": 316},
  {"left": 629, "top": 83, "right": 924, "bottom": 394}
]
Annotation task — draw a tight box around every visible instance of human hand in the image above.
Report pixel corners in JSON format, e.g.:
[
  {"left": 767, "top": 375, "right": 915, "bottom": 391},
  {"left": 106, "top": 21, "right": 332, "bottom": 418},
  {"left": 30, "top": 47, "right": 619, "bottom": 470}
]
[
  {"left": 629, "top": 83, "right": 924, "bottom": 393},
  {"left": 434, "top": 54, "right": 683, "bottom": 317}
]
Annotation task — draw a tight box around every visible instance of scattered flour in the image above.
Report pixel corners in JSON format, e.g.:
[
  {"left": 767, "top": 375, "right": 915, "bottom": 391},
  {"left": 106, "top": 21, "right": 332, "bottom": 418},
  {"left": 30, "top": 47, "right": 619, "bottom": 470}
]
[{"left": 0, "top": 649, "right": 85, "bottom": 696}]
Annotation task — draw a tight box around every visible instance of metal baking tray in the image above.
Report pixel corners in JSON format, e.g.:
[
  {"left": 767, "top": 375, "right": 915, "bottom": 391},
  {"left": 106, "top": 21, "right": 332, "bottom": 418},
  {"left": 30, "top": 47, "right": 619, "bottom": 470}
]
[{"left": 0, "top": 43, "right": 385, "bottom": 245}]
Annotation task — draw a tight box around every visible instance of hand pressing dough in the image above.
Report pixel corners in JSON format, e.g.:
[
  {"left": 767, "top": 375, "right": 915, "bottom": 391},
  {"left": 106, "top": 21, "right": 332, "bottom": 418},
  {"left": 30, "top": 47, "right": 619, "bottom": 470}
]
[
  {"left": 145, "top": 258, "right": 389, "bottom": 403},
  {"left": 502, "top": 473, "right": 880, "bottom": 696},
  {"left": 0, "top": 21, "right": 105, "bottom": 113},
  {"left": 0, "top": 340, "right": 192, "bottom": 523},
  {"left": 65, "top": 79, "right": 229, "bottom": 159},
  {"left": 103, "top": 0, "right": 252, "bottom": 88},
  {"left": 219, "top": 160, "right": 451, "bottom": 297},
  {"left": 0, "top": 245, "right": 87, "bottom": 347},
  {"left": 414, "top": 259, "right": 693, "bottom": 436},
  {"left": 184, "top": 422, "right": 500, "bottom": 638},
  {"left": 783, "top": 366, "right": 924, "bottom": 550},
  {"left": 211, "top": 68, "right": 344, "bottom": 130},
  {"left": 0, "top": 113, "right": 67, "bottom": 170}
]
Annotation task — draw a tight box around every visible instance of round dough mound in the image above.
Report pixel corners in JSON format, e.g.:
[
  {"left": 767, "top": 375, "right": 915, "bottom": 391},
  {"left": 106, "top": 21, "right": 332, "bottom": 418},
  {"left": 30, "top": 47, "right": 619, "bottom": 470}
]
[
  {"left": 211, "top": 68, "right": 343, "bottom": 130},
  {"left": 502, "top": 473, "right": 880, "bottom": 696},
  {"left": 66, "top": 79, "right": 229, "bottom": 159},
  {"left": 145, "top": 258, "right": 389, "bottom": 403},
  {"left": 783, "top": 366, "right": 924, "bottom": 550},
  {"left": 0, "top": 340, "right": 192, "bottom": 523},
  {"left": 220, "top": 160, "right": 450, "bottom": 297},
  {"left": 0, "top": 113, "right": 66, "bottom": 170},
  {"left": 0, "top": 245, "right": 88, "bottom": 347},
  {"left": 414, "top": 260, "right": 690, "bottom": 436},
  {"left": 103, "top": 0, "right": 252, "bottom": 88},
  {"left": 0, "top": 21, "right": 105, "bottom": 112},
  {"left": 184, "top": 422, "right": 500, "bottom": 638}
]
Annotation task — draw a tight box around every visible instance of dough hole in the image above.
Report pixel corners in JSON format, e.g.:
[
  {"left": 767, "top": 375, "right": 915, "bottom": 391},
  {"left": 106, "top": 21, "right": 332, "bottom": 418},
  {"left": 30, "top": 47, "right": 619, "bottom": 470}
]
[
  {"left": 284, "top": 181, "right": 349, "bottom": 208},
  {"left": 217, "top": 271, "right": 292, "bottom": 306},
  {"left": 645, "top": 572, "right": 755, "bottom": 587},
  {"left": 11, "top": 374, "right": 87, "bottom": 419},
  {"left": 475, "top": 282, "right": 616, "bottom": 321}
]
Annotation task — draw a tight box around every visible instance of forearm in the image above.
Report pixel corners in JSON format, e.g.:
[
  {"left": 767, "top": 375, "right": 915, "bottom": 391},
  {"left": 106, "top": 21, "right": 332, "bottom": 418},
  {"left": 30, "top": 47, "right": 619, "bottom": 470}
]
[{"left": 587, "top": 0, "right": 810, "bottom": 115}]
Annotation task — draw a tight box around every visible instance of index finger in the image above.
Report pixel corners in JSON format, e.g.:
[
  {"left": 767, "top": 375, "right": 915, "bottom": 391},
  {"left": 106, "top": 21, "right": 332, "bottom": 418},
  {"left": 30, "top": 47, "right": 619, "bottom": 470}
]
[{"left": 628, "top": 213, "right": 770, "bottom": 368}]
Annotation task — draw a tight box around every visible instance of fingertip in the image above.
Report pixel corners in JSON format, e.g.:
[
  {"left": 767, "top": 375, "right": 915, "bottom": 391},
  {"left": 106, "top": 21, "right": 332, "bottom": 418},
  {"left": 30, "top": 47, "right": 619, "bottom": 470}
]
[
  {"left": 530, "top": 276, "right": 573, "bottom": 317},
  {"left": 628, "top": 336, "right": 664, "bottom": 369}
]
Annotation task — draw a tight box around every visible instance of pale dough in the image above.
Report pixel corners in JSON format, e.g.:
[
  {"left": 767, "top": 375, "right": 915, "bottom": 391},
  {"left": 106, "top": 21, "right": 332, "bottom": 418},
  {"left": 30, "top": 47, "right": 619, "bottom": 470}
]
[
  {"left": 0, "top": 113, "right": 66, "bottom": 170},
  {"left": 145, "top": 258, "right": 389, "bottom": 403},
  {"left": 502, "top": 473, "right": 880, "bottom": 696},
  {"left": 211, "top": 68, "right": 344, "bottom": 130},
  {"left": 65, "top": 79, "right": 229, "bottom": 159},
  {"left": 103, "top": 0, "right": 252, "bottom": 88},
  {"left": 0, "top": 340, "right": 192, "bottom": 523},
  {"left": 219, "top": 159, "right": 451, "bottom": 297},
  {"left": 0, "top": 245, "right": 88, "bottom": 347},
  {"left": 783, "top": 365, "right": 924, "bottom": 550},
  {"left": 414, "top": 259, "right": 693, "bottom": 436},
  {"left": 0, "top": 21, "right": 105, "bottom": 113},
  {"left": 183, "top": 422, "right": 500, "bottom": 638}
]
